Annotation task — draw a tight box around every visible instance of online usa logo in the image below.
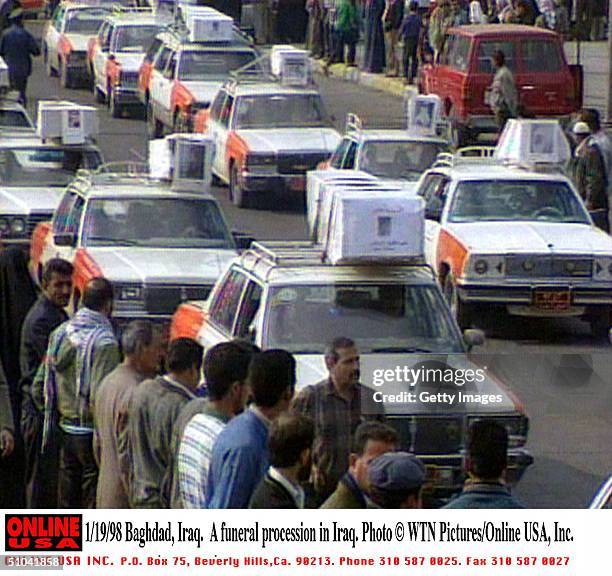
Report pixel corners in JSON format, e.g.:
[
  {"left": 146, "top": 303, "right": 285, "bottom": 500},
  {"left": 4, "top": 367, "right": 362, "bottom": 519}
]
[{"left": 5, "top": 514, "right": 82, "bottom": 551}]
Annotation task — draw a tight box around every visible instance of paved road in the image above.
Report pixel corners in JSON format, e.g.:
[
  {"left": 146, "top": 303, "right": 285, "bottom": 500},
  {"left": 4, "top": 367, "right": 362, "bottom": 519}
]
[{"left": 24, "top": 22, "right": 612, "bottom": 508}]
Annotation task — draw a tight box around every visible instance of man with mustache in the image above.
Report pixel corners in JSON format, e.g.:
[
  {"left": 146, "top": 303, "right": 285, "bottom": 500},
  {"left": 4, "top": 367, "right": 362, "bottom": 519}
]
[{"left": 292, "top": 337, "right": 385, "bottom": 502}]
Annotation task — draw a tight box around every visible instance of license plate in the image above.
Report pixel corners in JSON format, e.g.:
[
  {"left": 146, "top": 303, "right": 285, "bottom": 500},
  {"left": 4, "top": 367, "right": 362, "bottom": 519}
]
[
  {"left": 289, "top": 176, "right": 305, "bottom": 191},
  {"left": 533, "top": 288, "right": 571, "bottom": 311}
]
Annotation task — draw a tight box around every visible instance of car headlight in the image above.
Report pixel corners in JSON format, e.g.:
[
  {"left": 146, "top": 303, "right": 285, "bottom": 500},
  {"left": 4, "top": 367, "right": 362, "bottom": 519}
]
[
  {"left": 10, "top": 217, "right": 26, "bottom": 235},
  {"left": 116, "top": 285, "right": 143, "bottom": 301},
  {"left": 0, "top": 217, "right": 9, "bottom": 235},
  {"left": 245, "top": 154, "right": 276, "bottom": 172},
  {"left": 474, "top": 259, "right": 488, "bottom": 275},
  {"left": 465, "top": 255, "right": 503, "bottom": 278}
]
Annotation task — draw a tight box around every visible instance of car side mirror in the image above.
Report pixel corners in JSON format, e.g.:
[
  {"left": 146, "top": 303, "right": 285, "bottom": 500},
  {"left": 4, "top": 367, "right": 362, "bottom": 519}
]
[
  {"left": 232, "top": 231, "right": 254, "bottom": 251},
  {"left": 54, "top": 233, "right": 76, "bottom": 247},
  {"left": 464, "top": 329, "right": 485, "bottom": 350},
  {"left": 107, "top": 53, "right": 115, "bottom": 60}
]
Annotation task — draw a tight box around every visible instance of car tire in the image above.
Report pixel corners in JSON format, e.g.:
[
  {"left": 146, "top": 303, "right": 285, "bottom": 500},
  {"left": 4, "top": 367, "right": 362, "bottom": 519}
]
[
  {"left": 60, "top": 58, "right": 71, "bottom": 89},
  {"left": 94, "top": 82, "right": 105, "bottom": 103},
  {"left": 443, "top": 273, "right": 471, "bottom": 330},
  {"left": 230, "top": 164, "right": 250, "bottom": 208},
  {"left": 589, "top": 311, "right": 610, "bottom": 341},
  {"left": 147, "top": 104, "right": 163, "bottom": 139},
  {"left": 110, "top": 88, "right": 122, "bottom": 118},
  {"left": 42, "top": 43, "right": 48, "bottom": 64},
  {"left": 46, "top": 51, "right": 56, "bottom": 77}
]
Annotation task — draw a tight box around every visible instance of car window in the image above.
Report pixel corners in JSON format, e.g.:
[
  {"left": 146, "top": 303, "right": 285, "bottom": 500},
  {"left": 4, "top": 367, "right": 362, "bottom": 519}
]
[
  {"left": 0, "top": 110, "right": 31, "bottom": 128},
  {"left": 418, "top": 173, "right": 449, "bottom": 219},
  {"left": 522, "top": 40, "right": 562, "bottom": 73},
  {"left": 64, "top": 9, "right": 107, "bottom": 34},
  {"left": 164, "top": 54, "right": 177, "bottom": 79},
  {"left": 100, "top": 23, "right": 112, "bottom": 50},
  {"left": 209, "top": 269, "right": 248, "bottom": 332},
  {"left": 361, "top": 141, "right": 446, "bottom": 180},
  {"left": 476, "top": 40, "right": 516, "bottom": 73},
  {"left": 210, "top": 91, "right": 227, "bottom": 122},
  {"left": 154, "top": 47, "right": 172, "bottom": 72},
  {"left": 343, "top": 141, "right": 358, "bottom": 169},
  {"left": 113, "top": 25, "right": 159, "bottom": 52},
  {"left": 442, "top": 34, "right": 470, "bottom": 72},
  {"left": 235, "top": 281, "right": 263, "bottom": 339},
  {"left": 234, "top": 94, "right": 328, "bottom": 129},
  {"left": 448, "top": 180, "right": 590, "bottom": 224},
  {"left": 144, "top": 38, "right": 162, "bottom": 63},
  {"left": 219, "top": 95, "right": 234, "bottom": 128},
  {"left": 53, "top": 192, "right": 84, "bottom": 236},
  {"left": 330, "top": 138, "right": 351, "bottom": 169},
  {"left": 178, "top": 50, "right": 257, "bottom": 81}
]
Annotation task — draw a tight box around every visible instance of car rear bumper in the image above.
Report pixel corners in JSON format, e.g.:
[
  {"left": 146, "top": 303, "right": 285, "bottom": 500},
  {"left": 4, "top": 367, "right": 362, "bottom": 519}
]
[
  {"left": 113, "top": 88, "right": 143, "bottom": 107},
  {"left": 240, "top": 172, "right": 306, "bottom": 195}
]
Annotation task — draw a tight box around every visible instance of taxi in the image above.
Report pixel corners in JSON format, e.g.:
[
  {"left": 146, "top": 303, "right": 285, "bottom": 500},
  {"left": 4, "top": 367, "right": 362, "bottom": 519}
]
[
  {"left": 325, "top": 114, "right": 448, "bottom": 191},
  {"left": 147, "top": 34, "right": 258, "bottom": 137},
  {"left": 0, "top": 135, "right": 103, "bottom": 246},
  {"left": 87, "top": 7, "right": 166, "bottom": 117},
  {"left": 30, "top": 165, "right": 239, "bottom": 323},
  {"left": 415, "top": 121, "right": 612, "bottom": 337},
  {"left": 194, "top": 70, "right": 340, "bottom": 208},
  {"left": 137, "top": 30, "right": 176, "bottom": 108},
  {"left": 170, "top": 240, "right": 532, "bottom": 500},
  {"left": 43, "top": 3, "right": 109, "bottom": 88}
]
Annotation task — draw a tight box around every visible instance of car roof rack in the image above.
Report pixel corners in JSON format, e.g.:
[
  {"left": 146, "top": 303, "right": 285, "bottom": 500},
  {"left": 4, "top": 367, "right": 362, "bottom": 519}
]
[
  {"left": 432, "top": 146, "right": 497, "bottom": 168},
  {"left": 72, "top": 162, "right": 161, "bottom": 188}
]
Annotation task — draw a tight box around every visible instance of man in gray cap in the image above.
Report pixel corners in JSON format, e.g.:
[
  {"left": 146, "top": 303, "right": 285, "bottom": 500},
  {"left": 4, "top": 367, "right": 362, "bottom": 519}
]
[{"left": 368, "top": 452, "right": 425, "bottom": 509}]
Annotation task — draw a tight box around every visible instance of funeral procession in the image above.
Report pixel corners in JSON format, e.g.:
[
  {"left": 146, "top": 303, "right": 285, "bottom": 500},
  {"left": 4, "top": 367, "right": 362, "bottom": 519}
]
[{"left": 0, "top": 0, "right": 611, "bottom": 513}]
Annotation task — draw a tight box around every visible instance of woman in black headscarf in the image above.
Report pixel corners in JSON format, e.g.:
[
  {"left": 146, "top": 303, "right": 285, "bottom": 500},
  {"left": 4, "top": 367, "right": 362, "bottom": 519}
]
[{"left": 0, "top": 245, "right": 36, "bottom": 506}]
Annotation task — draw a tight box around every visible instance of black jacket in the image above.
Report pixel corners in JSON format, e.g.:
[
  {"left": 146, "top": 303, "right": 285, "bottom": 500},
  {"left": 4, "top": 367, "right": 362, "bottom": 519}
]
[
  {"left": 0, "top": 23, "right": 40, "bottom": 78},
  {"left": 249, "top": 472, "right": 298, "bottom": 509}
]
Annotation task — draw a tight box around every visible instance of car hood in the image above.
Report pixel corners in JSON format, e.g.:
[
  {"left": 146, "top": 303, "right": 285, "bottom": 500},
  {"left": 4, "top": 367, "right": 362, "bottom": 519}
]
[
  {"left": 0, "top": 187, "right": 63, "bottom": 213},
  {"left": 295, "top": 353, "right": 519, "bottom": 414},
  {"left": 447, "top": 221, "right": 612, "bottom": 255},
  {"left": 88, "top": 247, "right": 237, "bottom": 284},
  {"left": 113, "top": 52, "right": 145, "bottom": 72},
  {"left": 65, "top": 33, "right": 92, "bottom": 52},
  {"left": 237, "top": 128, "right": 341, "bottom": 154},
  {"left": 182, "top": 80, "right": 222, "bottom": 105}
]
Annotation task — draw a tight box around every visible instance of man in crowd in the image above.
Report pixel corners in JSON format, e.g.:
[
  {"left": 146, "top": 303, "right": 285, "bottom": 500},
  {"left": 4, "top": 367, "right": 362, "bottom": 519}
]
[
  {"left": 568, "top": 121, "right": 609, "bottom": 232},
  {"left": 487, "top": 49, "right": 518, "bottom": 133},
  {"left": 444, "top": 419, "right": 524, "bottom": 508},
  {"left": 129, "top": 337, "right": 202, "bottom": 508},
  {"left": 292, "top": 337, "right": 384, "bottom": 500},
  {"left": 206, "top": 349, "right": 296, "bottom": 508},
  {"left": 401, "top": 1, "right": 421, "bottom": 84},
  {"left": 0, "top": 8, "right": 40, "bottom": 106},
  {"left": 20, "top": 258, "right": 72, "bottom": 508},
  {"left": 580, "top": 108, "right": 612, "bottom": 194},
  {"left": 249, "top": 413, "right": 314, "bottom": 508},
  {"left": 94, "top": 321, "right": 162, "bottom": 508},
  {"left": 368, "top": 452, "right": 425, "bottom": 508},
  {"left": 321, "top": 421, "right": 397, "bottom": 508},
  {"left": 172, "top": 340, "right": 257, "bottom": 508},
  {"left": 33, "top": 278, "right": 119, "bottom": 508}
]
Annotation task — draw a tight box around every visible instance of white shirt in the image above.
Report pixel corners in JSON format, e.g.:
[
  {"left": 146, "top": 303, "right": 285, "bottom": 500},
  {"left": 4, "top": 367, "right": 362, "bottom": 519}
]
[{"left": 268, "top": 467, "right": 305, "bottom": 508}]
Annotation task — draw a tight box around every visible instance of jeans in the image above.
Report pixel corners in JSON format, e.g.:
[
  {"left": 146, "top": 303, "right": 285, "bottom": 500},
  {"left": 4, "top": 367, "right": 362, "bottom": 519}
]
[
  {"left": 8, "top": 73, "right": 27, "bottom": 107},
  {"left": 403, "top": 36, "right": 419, "bottom": 81},
  {"left": 58, "top": 430, "right": 98, "bottom": 509}
]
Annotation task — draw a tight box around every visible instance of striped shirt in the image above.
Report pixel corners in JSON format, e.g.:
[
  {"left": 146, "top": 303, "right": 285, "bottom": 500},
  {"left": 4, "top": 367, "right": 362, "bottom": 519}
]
[{"left": 177, "top": 410, "right": 228, "bottom": 508}]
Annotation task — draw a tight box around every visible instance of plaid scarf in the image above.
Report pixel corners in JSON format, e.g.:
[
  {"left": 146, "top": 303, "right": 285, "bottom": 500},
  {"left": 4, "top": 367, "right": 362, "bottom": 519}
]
[{"left": 42, "top": 307, "right": 116, "bottom": 450}]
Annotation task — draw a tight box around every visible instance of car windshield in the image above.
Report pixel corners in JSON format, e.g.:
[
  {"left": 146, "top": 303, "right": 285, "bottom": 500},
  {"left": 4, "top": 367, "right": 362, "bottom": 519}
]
[
  {"left": 82, "top": 197, "right": 234, "bottom": 248},
  {"left": 264, "top": 284, "right": 463, "bottom": 353},
  {"left": 114, "top": 25, "right": 159, "bottom": 52},
  {"left": 448, "top": 180, "right": 590, "bottom": 224},
  {"left": 0, "top": 147, "right": 101, "bottom": 186},
  {"left": 235, "top": 94, "right": 328, "bottom": 129},
  {"left": 179, "top": 50, "right": 256, "bottom": 81},
  {"left": 0, "top": 110, "right": 31, "bottom": 128},
  {"left": 65, "top": 10, "right": 107, "bottom": 34},
  {"left": 361, "top": 140, "right": 446, "bottom": 180}
]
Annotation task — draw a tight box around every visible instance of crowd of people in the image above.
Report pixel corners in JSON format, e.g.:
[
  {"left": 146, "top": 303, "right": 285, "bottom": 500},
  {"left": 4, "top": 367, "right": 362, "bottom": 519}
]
[
  {"left": 304, "top": 0, "right": 608, "bottom": 80},
  {"left": 0, "top": 260, "right": 524, "bottom": 509}
]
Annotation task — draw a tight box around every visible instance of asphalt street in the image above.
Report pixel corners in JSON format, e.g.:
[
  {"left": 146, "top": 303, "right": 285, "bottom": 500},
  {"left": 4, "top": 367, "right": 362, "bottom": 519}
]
[{"left": 23, "top": 21, "right": 612, "bottom": 508}]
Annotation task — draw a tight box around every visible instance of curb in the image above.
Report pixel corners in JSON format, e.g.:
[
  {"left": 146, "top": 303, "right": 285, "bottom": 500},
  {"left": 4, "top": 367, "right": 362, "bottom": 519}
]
[{"left": 312, "top": 59, "right": 413, "bottom": 99}]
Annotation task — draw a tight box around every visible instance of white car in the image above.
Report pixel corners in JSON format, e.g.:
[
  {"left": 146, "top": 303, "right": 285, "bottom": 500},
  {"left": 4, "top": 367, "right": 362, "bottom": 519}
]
[
  {"left": 414, "top": 152, "right": 612, "bottom": 336},
  {"left": 170, "top": 240, "right": 533, "bottom": 499},
  {"left": 194, "top": 80, "right": 340, "bottom": 208},
  {"left": 30, "top": 167, "right": 238, "bottom": 323},
  {"left": 43, "top": 3, "right": 109, "bottom": 88}
]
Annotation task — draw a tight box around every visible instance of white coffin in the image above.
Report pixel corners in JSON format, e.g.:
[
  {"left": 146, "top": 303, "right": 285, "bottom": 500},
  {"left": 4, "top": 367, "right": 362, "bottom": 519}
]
[
  {"left": 0, "top": 57, "right": 9, "bottom": 90},
  {"left": 37, "top": 101, "right": 98, "bottom": 144},
  {"left": 270, "top": 46, "right": 310, "bottom": 85},
  {"left": 186, "top": 13, "right": 233, "bottom": 42},
  {"left": 325, "top": 191, "right": 425, "bottom": 264},
  {"left": 306, "top": 170, "right": 378, "bottom": 239}
]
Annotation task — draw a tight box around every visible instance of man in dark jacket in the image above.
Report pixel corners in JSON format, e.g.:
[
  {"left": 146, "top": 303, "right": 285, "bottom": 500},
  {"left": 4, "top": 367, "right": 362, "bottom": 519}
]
[
  {"left": 0, "top": 8, "right": 40, "bottom": 105},
  {"left": 249, "top": 413, "right": 314, "bottom": 508},
  {"left": 320, "top": 421, "right": 397, "bottom": 508},
  {"left": 129, "top": 338, "right": 202, "bottom": 508},
  {"left": 20, "top": 258, "right": 72, "bottom": 508},
  {"left": 444, "top": 419, "right": 524, "bottom": 508}
]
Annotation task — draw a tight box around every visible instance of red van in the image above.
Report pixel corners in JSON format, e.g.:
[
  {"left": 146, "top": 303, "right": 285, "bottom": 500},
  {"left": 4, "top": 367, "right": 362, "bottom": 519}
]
[{"left": 420, "top": 24, "right": 582, "bottom": 146}]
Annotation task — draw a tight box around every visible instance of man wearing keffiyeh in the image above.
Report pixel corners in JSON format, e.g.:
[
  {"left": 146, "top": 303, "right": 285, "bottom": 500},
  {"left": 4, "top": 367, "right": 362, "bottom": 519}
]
[{"left": 33, "top": 278, "right": 120, "bottom": 508}]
